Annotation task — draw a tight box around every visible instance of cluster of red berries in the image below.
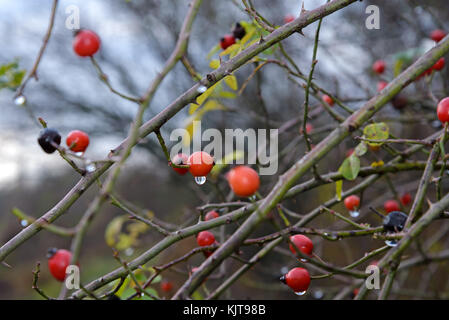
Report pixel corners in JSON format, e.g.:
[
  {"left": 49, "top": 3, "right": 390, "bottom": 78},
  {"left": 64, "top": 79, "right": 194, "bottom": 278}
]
[
  {"left": 38, "top": 128, "right": 90, "bottom": 154},
  {"left": 220, "top": 23, "right": 246, "bottom": 50}
]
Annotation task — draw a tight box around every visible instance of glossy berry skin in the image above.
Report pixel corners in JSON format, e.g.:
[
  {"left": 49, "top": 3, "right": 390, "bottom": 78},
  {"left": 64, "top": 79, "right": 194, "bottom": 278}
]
[
  {"left": 384, "top": 200, "right": 400, "bottom": 213},
  {"left": 344, "top": 195, "right": 360, "bottom": 211},
  {"left": 372, "top": 60, "right": 386, "bottom": 74},
  {"left": 171, "top": 153, "right": 189, "bottom": 175},
  {"left": 220, "top": 34, "right": 236, "bottom": 50},
  {"left": 280, "top": 267, "right": 310, "bottom": 293},
  {"left": 232, "top": 23, "right": 246, "bottom": 40},
  {"left": 392, "top": 95, "right": 408, "bottom": 110},
  {"left": 205, "top": 210, "right": 220, "bottom": 221},
  {"left": 38, "top": 128, "right": 61, "bottom": 154},
  {"left": 430, "top": 29, "right": 446, "bottom": 43},
  {"left": 187, "top": 151, "right": 214, "bottom": 177},
  {"left": 377, "top": 81, "right": 388, "bottom": 92},
  {"left": 73, "top": 30, "right": 100, "bottom": 57},
  {"left": 161, "top": 281, "right": 173, "bottom": 292},
  {"left": 322, "top": 94, "right": 334, "bottom": 106},
  {"left": 433, "top": 57, "right": 445, "bottom": 71},
  {"left": 66, "top": 130, "right": 89, "bottom": 152},
  {"left": 197, "top": 231, "right": 215, "bottom": 247},
  {"left": 284, "top": 14, "right": 295, "bottom": 24},
  {"left": 48, "top": 248, "right": 72, "bottom": 282},
  {"left": 289, "top": 235, "right": 313, "bottom": 257},
  {"left": 227, "top": 166, "right": 260, "bottom": 197},
  {"left": 437, "top": 97, "right": 449, "bottom": 123},
  {"left": 400, "top": 193, "right": 412, "bottom": 206},
  {"left": 383, "top": 211, "right": 407, "bottom": 233}
]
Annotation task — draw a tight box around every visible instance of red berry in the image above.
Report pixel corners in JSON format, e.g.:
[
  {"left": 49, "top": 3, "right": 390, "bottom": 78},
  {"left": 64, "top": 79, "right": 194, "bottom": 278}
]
[
  {"left": 171, "top": 153, "right": 189, "bottom": 175},
  {"left": 377, "top": 81, "right": 388, "bottom": 92},
  {"left": 433, "top": 57, "right": 445, "bottom": 71},
  {"left": 66, "top": 130, "right": 89, "bottom": 152},
  {"left": 187, "top": 151, "right": 214, "bottom": 177},
  {"left": 344, "top": 195, "right": 360, "bottom": 211},
  {"left": 300, "top": 123, "right": 313, "bottom": 134},
  {"left": 73, "top": 30, "right": 100, "bottom": 57},
  {"left": 227, "top": 166, "right": 260, "bottom": 197},
  {"left": 400, "top": 193, "right": 412, "bottom": 206},
  {"left": 322, "top": 94, "right": 334, "bottom": 106},
  {"left": 353, "top": 288, "right": 360, "bottom": 296},
  {"left": 48, "top": 248, "right": 72, "bottom": 282},
  {"left": 437, "top": 97, "right": 449, "bottom": 123},
  {"left": 220, "top": 34, "right": 236, "bottom": 50},
  {"left": 384, "top": 200, "right": 400, "bottom": 213},
  {"left": 197, "top": 231, "right": 215, "bottom": 247},
  {"left": 289, "top": 235, "right": 313, "bottom": 257},
  {"left": 205, "top": 210, "right": 220, "bottom": 221},
  {"left": 284, "top": 14, "right": 295, "bottom": 24},
  {"left": 282, "top": 267, "right": 310, "bottom": 293},
  {"left": 372, "top": 60, "right": 386, "bottom": 74},
  {"left": 161, "top": 281, "right": 173, "bottom": 292},
  {"left": 430, "top": 29, "right": 446, "bottom": 43}
]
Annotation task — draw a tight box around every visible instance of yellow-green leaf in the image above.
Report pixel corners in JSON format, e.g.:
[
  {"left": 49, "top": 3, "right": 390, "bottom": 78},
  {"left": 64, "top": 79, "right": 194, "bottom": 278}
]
[
  {"left": 224, "top": 75, "right": 238, "bottom": 90},
  {"left": 209, "top": 59, "right": 220, "bottom": 69},
  {"left": 338, "top": 155, "right": 360, "bottom": 181},
  {"left": 219, "top": 43, "right": 240, "bottom": 57},
  {"left": 336, "top": 180, "right": 343, "bottom": 201},
  {"left": 363, "top": 122, "right": 389, "bottom": 147}
]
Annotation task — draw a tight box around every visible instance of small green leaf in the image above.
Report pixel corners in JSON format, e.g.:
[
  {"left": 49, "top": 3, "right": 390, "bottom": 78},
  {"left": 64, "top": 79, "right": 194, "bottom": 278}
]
[
  {"left": 209, "top": 59, "right": 220, "bottom": 69},
  {"left": 338, "top": 155, "right": 360, "bottom": 181},
  {"left": 354, "top": 142, "right": 367, "bottom": 157},
  {"left": 363, "top": 122, "right": 389, "bottom": 147},
  {"left": 336, "top": 180, "right": 343, "bottom": 201},
  {"left": 206, "top": 44, "right": 221, "bottom": 60},
  {"left": 224, "top": 75, "right": 238, "bottom": 90}
]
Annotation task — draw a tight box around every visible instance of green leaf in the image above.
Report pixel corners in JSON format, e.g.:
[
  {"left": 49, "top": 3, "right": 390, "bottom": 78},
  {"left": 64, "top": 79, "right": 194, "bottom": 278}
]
[
  {"left": 363, "top": 122, "right": 389, "bottom": 147},
  {"left": 338, "top": 155, "right": 360, "bottom": 181},
  {"left": 209, "top": 59, "right": 220, "bottom": 69},
  {"left": 224, "top": 75, "right": 238, "bottom": 90},
  {"left": 354, "top": 142, "right": 367, "bottom": 157},
  {"left": 206, "top": 44, "right": 221, "bottom": 60},
  {"left": 219, "top": 43, "right": 240, "bottom": 57},
  {"left": 336, "top": 180, "right": 343, "bottom": 201}
]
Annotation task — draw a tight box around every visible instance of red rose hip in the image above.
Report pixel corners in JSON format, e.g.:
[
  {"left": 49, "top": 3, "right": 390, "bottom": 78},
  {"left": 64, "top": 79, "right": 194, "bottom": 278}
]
[
  {"left": 430, "top": 29, "right": 446, "bottom": 43},
  {"left": 187, "top": 151, "right": 214, "bottom": 177},
  {"left": 205, "top": 210, "right": 220, "bottom": 221},
  {"left": 220, "top": 34, "right": 236, "bottom": 50},
  {"left": 171, "top": 153, "right": 189, "bottom": 175},
  {"left": 384, "top": 200, "right": 400, "bottom": 213},
  {"left": 344, "top": 195, "right": 360, "bottom": 211},
  {"left": 289, "top": 234, "right": 313, "bottom": 257},
  {"left": 372, "top": 60, "right": 386, "bottom": 74},
  {"left": 197, "top": 231, "right": 215, "bottom": 247},
  {"left": 281, "top": 267, "right": 310, "bottom": 293},
  {"left": 322, "top": 94, "right": 334, "bottom": 106},
  {"left": 73, "top": 30, "right": 100, "bottom": 57},
  {"left": 227, "top": 166, "right": 260, "bottom": 197},
  {"left": 48, "top": 248, "right": 72, "bottom": 282},
  {"left": 437, "top": 97, "right": 449, "bottom": 123},
  {"left": 66, "top": 130, "right": 89, "bottom": 153}
]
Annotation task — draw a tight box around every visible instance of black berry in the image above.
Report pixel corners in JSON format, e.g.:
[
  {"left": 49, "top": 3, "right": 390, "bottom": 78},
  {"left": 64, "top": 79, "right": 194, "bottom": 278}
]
[
  {"left": 38, "top": 128, "right": 61, "bottom": 154},
  {"left": 383, "top": 211, "right": 407, "bottom": 232},
  {"left": 232, "top": 22, "right": 246, "bottom": 40},
  {"left": 392, "top": 95, "right": 408, "bottom": 110}
]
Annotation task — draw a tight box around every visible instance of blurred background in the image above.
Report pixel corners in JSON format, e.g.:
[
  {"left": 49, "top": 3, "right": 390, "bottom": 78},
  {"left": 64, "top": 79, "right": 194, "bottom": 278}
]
[{"left": 0, "top": 0, "right": 449, "bottom": 299}]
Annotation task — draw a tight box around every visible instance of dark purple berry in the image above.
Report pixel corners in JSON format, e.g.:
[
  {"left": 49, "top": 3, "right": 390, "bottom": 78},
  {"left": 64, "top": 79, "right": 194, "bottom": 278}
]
[
  {"left": 232, "top": 23, "right": 246, "bottom": 40},
  {"left": 383, "top": 211, "right": 407, "bottom": 233},
  {"left": 38, "top": 128, "right": 61, "bottom": 154}
]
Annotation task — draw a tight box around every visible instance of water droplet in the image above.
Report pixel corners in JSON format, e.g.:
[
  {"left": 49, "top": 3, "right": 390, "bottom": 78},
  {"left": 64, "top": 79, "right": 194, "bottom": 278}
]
[
  {"left": 125, "top": 248, "right": 134, "bottom": 256},
  {"left": 197, "top": 85, "right": 207, "bottom": 93},
  {"left": 14, "top": 95, "right": 26, "bottom": 106},
  {"left": 294, "top": 291, "right": 306, "bottom": 296},
  {"left": 75, "top": 152, "right": 83, "bottom": 157},
  {"left": 195, "top": 176, "right": 206, "bottom": 185},
  {"left": 20, "top": 220, "right": 28, "bottom": 227},
  {"left": 313, "top": 290, "right": 324, "bottom": 299},
  {"left": 280, "top": 266, "right": 289, "bottom": 274},
  {"left": 431, "top": 120, "right": 442, "bottom": 128},
  {"left": 385, "top": 240, "right": 398, "bottom": 247},
  {"left": 248, "top": 195, "right": 257, "bottom": 201},
  {"left": 300, "top": 258, "right": 308, "bottom": 263},
  {"left": 350, "top": 210, "right": 360, "bottom": 218},
  {"left": 85, "top": 161, "right": 96, "bottom": 173}
]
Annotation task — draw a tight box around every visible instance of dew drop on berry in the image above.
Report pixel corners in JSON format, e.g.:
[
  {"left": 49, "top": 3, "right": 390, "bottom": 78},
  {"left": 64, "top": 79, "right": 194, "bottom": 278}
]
[
  {"left": 300, "top": 258, "right": 308, "bottom": 263},
  {"left": 197, "top": 85, "right": 207, "bottom": 93},
  {"left": 195, "top": 176, "right": 206, "bottom": 185},
  {"left": 385, "top": 240, "right": 398, "bottom": 247},
  {"left": 85, "top": 161, "right": 96, "bottom": 173},
  {"left": 75, "top": 152, "right": 84, "bottom": 157},
  {"left": 20, "top": 219, "right": 28, "bottom": 227},
  {"left": 294, "top": 291, "right": 306, "bottom": 296},
  {"left": 349, "top": 210, "right": 360, "bottom": 218},
  {"left": 432, "top": 120, "right": 442, "bottom": 128},
  {"left": 14, "top": 95, "right": 26, "bottom": 106},
  {"left": 248, "top": 195, "right": 257, "bottom": 201}
]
